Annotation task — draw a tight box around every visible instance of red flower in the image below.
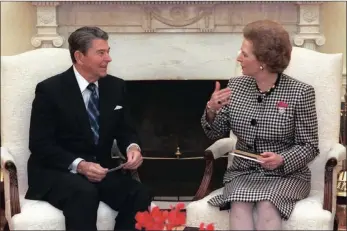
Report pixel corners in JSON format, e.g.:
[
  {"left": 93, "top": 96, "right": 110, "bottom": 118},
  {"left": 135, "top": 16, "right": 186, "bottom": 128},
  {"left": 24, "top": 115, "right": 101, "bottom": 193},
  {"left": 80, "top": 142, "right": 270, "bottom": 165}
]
[
  {"left": 135, "top": 203, "right": 214, "bottom": 231},
  {"left": 199, "top": 222, "right": 215, "bottom": 230},
  {"left": 135, "top": 207, "right": 166, "bottom": 230},
  {"left": 277, "top": 101, "right": 288, "bottom": 108},
  {"left": 167, "top": 203, "right": 186, "bottom": 227}
]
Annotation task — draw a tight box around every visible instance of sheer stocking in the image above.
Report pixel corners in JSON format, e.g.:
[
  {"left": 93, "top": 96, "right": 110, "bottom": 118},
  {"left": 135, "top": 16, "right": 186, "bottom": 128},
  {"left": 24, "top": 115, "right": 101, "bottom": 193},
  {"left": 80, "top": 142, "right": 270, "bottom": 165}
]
[
  {"left": 229, "top": 202, "right": 255, "bottom": 230},
  {"left": 255, "top": 200, "right": 282, "bottom": 230}
]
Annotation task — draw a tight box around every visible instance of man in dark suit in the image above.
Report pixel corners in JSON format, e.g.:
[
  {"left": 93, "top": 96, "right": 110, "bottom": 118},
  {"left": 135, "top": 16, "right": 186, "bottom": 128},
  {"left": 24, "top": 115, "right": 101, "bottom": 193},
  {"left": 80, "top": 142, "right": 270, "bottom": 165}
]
[{"left": 25, "top": 26, "right": 152, "bottom": 231}]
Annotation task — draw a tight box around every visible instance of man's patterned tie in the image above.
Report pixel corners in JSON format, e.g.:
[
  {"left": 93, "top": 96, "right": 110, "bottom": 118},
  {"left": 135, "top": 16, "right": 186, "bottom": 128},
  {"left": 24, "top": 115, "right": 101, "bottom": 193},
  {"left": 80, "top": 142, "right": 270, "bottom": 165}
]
[{"left": 87, "top": 83, "right": 99, "bottom": 145}]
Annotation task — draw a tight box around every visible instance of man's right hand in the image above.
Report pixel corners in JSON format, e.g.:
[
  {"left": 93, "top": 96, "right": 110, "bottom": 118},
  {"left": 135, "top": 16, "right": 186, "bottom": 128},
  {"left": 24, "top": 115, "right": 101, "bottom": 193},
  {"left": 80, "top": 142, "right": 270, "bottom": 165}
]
[{"left": 77, "top": 160, "right": 108, "bottom": 182}]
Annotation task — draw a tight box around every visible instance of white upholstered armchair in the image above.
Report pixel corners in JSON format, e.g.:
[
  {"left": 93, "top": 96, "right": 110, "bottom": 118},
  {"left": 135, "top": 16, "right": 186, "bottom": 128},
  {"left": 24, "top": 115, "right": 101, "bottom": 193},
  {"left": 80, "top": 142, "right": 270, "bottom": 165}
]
[
  {"left": 186, "top": 47, "right": 346, "bottom": 230},
  {"left": 0, "top": 48, "right": 154, "bottom": 230}
]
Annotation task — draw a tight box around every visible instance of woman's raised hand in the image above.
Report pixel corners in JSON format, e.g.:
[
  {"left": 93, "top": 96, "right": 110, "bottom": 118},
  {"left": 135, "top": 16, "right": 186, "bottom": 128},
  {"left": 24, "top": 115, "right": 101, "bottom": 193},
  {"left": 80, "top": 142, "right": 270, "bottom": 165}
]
[{"left": 207, "top": 81, "right": 231, "bottom": 112}]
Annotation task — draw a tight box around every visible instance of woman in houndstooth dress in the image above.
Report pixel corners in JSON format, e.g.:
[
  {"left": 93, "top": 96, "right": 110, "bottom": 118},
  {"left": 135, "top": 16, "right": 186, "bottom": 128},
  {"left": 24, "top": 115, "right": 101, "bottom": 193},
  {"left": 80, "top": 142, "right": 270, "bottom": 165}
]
[{"left": 201, "top": 20, "right": 319, "bottom": 230}]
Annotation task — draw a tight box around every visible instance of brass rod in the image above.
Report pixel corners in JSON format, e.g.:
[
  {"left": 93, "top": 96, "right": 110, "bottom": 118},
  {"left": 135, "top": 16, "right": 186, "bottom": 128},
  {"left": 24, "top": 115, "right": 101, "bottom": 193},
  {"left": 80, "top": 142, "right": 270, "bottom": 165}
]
[
  {"left": 143, "top": 157, "right": 204, "bottom": 160},
  {"left": 142, "top": 155, "right": 228, "bottom": 160}
]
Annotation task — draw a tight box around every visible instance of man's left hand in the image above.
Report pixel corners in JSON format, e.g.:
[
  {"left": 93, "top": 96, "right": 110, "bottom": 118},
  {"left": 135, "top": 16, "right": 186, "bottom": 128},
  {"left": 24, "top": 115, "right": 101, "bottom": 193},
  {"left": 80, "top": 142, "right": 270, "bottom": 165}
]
[
  {"left": 123, "top": 147, "right": 143, "bottom": 170},
  {"left": 258, "top": 152, "right": 284, "bottom": 170}
]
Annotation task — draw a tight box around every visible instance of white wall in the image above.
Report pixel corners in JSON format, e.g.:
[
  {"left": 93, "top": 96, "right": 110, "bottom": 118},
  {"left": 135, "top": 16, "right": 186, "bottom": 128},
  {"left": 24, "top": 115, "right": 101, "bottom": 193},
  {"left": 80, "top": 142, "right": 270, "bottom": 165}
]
[
  {"left": 319, "top": 2, "right": 346, "bottom": 71},
  {"left": 1, "top": 2, "right": 36, "bottom": 56}
]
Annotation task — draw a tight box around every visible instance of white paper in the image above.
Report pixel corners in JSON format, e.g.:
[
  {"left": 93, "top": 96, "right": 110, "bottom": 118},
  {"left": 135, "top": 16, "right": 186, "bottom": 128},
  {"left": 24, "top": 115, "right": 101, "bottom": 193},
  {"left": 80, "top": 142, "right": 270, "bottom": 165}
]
[
  {"left": 107, "top": 164, "right": 124, "bottom": 173},
  {"left": 230, "top": 153, "right": 264, "bottom": 163}
]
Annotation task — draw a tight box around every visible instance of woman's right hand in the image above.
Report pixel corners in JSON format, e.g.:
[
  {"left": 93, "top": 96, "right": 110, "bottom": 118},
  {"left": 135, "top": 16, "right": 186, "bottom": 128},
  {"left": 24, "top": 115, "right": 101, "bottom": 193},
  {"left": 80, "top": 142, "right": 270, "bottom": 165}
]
[{"left": 207, "top": 81, "right": 232, "bottom": 113}]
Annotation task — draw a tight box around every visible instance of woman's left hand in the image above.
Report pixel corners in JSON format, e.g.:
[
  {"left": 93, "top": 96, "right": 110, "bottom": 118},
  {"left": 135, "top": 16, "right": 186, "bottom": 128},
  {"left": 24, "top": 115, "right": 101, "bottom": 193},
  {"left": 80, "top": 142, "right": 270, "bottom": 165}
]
[{"left": 258, "top": 152, "right": 284, "bottom": 170}]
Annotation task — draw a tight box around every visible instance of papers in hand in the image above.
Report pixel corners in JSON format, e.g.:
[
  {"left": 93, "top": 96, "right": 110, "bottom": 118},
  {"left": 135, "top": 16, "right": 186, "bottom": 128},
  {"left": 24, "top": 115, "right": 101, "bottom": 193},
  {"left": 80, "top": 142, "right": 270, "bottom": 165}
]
[
  {"left": 230, "top": 150, "right": 264, "bottom": 163},
  {"left": 107, "top": 164, "right": 125, "bottom": 173}
]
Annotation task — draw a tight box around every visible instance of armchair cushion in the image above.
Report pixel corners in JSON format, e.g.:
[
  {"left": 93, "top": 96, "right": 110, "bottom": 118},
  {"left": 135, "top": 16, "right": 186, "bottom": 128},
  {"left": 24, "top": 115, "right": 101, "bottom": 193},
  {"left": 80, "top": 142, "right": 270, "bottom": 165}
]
[
  {"left": 11, "top": 196, "right": 117, "bottom": 230},
  {"left": 186, "top": 189, "right": 334, "bottom": 230}
]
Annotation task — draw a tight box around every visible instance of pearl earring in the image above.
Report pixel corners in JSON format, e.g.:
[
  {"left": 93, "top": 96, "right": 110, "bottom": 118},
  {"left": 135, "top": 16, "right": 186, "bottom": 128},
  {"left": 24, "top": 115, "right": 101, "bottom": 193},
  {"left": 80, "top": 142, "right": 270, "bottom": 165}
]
[{"left": 260, "top": 65, "right": 264, "bottom": 70}]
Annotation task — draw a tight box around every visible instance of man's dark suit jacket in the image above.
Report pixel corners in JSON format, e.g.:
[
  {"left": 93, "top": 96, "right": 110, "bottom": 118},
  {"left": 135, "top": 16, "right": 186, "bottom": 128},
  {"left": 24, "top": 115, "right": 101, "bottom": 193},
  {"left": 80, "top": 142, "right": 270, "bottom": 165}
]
[{"left": 25, "top": 66, "right": 140, "bottom": 200}]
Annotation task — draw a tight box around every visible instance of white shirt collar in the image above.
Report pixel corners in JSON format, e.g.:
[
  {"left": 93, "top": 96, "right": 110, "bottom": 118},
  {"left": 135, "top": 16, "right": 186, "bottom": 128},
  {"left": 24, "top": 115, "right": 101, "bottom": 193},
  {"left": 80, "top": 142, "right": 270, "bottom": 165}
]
[{"left": 73, "top": 65, "right": 98, "bottom": 93}]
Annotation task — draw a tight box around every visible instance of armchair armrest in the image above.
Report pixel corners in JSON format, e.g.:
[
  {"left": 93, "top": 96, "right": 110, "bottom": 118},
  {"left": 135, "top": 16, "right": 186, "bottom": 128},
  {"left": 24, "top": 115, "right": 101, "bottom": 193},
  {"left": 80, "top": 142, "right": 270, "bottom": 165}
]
[
  {"left": 0, "top": 147, "right": 21, "bottom": 219},
  {"left": 323, "top": 143, "right": 346, "bottom": 213},
  {"left": 205, "top": 137, "right": 236, "bottom": 160},
  {"left": 192, "top": 150, "right": 215, "bottom": 201},
  {"left": 326, "top": 143, "right": 346, "bottom": 163},
  {"left": 193, "top": 137, "right": 236, "bottom": 201},
  {"left": 194, "top": 139, "right": 347, "bottom": 212}
]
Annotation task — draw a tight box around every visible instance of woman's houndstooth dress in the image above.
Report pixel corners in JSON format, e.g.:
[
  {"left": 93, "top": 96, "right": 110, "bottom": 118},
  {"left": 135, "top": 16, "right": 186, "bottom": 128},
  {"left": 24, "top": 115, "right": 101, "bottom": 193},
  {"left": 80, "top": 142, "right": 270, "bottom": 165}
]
[{"left": 201, "top": 73, "right": 319, "bottom": 220}]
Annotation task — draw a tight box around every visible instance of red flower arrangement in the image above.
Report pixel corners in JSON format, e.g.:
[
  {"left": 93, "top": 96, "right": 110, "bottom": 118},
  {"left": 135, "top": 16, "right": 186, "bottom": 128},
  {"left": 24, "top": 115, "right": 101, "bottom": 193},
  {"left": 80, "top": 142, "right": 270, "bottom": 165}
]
[{"left": 135, "top": 203, "right": 214, "bottom": 231}]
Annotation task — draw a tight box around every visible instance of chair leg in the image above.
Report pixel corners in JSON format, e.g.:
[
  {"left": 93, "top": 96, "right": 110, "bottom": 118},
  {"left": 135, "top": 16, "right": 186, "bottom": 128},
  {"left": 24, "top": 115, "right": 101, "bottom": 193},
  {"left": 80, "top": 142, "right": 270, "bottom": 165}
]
[
  {"left": 3, "top": 221, "right": 9, "bottom": 231},
  {"left": 334, "top": 214, "right": 339, "bottom": 231}
]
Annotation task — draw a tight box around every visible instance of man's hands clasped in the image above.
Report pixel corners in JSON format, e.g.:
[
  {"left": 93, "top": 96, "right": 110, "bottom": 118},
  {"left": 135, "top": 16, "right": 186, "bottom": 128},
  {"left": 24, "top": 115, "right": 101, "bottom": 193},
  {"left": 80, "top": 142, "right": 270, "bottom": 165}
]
[{"left": 77, "top": 147, "right": 143, "bottom": 182}]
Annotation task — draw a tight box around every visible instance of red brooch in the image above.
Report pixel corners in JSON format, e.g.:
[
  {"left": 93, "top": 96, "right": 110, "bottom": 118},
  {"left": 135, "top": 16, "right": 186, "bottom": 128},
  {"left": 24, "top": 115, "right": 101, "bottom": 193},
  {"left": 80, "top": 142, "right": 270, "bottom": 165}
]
[{"left": 277, "top": 101, "right": 288, "bottom": 114}]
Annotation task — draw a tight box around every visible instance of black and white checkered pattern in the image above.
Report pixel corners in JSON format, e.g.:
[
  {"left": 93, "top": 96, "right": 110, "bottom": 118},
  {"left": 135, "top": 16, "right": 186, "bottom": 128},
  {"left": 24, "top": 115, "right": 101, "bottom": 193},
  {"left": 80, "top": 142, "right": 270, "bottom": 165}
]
[{"left": 201, "top": 73, "right": 319, "bottom": 220}]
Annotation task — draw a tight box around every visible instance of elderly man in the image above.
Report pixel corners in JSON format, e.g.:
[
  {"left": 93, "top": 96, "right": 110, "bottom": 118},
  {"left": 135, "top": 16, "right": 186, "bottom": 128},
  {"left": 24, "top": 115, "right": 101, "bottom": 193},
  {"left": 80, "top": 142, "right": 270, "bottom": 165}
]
[{"left": 25, "top": 26, "right": 152, "bottom": 231}]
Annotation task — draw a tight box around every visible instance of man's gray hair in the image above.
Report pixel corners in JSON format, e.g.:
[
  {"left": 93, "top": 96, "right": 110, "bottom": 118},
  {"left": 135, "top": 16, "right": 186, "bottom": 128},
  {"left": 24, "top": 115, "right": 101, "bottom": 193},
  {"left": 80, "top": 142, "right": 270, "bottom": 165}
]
[{"left": 68, "top": 26, "right": 109, "bottom": 63}]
